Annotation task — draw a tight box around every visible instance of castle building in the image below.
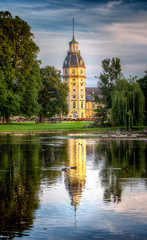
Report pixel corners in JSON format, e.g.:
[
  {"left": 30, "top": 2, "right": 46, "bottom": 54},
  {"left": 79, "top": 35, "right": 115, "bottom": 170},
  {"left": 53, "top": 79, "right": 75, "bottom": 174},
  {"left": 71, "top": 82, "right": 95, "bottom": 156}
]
[{"left": 63, "top": 19, "right": 101, "bottom": 120}]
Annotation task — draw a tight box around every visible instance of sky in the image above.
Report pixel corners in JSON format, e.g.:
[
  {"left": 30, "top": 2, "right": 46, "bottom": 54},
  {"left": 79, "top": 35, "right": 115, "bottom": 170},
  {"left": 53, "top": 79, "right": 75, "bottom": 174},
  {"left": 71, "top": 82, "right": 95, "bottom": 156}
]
[{"left": 1, "top": 0, "right": 147, "bottom": 87}]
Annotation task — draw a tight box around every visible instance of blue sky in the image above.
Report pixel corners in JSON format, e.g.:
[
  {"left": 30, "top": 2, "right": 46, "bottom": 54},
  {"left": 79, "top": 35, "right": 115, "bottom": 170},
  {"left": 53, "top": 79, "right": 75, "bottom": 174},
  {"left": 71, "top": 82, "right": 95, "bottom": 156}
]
[{"left": 1, "top": 0, "right": 147, "bottom": 86}]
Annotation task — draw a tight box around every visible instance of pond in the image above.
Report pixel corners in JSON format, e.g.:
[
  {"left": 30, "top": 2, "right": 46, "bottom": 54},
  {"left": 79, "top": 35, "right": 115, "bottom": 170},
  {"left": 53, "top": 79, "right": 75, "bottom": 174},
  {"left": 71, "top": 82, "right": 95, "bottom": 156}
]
[{"left": 0, "top": 133, "right": 147, "bottom": 240}]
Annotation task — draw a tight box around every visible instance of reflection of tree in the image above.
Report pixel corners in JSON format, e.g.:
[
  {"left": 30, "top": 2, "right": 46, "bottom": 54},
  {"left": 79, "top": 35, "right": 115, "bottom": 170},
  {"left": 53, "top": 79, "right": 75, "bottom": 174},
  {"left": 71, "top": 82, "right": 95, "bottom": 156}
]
[
  {"left": 0, "top": 133, "right": 69, "bottom": 238},
  {"left": 39, "top": 134, "right": 68, "bottom": 183},
  {"left": 100, "top": 169, "right": 122, "bottom": 203},
  {"left": 0, "top": 134, "right": 41, "bottom": 238},
  {"left": 96, "top": 140, "right": 147, "bottom": 203}
]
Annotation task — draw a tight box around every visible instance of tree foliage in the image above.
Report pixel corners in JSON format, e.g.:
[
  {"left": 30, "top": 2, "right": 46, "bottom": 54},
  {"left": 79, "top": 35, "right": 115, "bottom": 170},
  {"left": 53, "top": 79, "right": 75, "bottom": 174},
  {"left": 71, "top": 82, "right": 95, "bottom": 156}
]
[
  {"left": 138, "top": 72, "right": 147, "bottom": 123},
  {"left": 111, "top": 78, "right": 145, "bottom": 129},
  {"left": 39, "top": 66, "right": 68, "bottom": 122},
  {"left": 97, "top": 57, "right": 122, "bottom": 108},
  {"left": 0, "top": 11, "right": 41, "bottom": 122},
  {"left": 94, "top": 105, "right": 108, "bottom": 126}
]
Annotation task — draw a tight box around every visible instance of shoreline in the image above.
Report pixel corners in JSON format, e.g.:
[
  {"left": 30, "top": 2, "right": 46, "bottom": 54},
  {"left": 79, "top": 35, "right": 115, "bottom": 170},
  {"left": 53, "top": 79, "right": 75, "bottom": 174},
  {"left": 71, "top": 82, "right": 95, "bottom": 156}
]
[{"left": 0, "top": 130, "right": 147, "bottom": 139}]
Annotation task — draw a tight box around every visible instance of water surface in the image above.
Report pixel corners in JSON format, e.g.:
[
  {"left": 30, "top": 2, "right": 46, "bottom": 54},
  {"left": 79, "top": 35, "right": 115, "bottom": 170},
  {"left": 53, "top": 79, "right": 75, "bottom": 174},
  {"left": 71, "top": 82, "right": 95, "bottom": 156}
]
[{"left": 0, "top": 133, "right": 147, "bottom": 239}]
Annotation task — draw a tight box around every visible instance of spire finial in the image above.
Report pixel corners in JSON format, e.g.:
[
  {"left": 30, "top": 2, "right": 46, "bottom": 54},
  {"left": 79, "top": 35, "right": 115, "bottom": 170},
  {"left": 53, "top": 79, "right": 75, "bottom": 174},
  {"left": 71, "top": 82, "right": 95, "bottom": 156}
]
[{"left": 73, "top": 18, "right": 75, "bottom": 41}]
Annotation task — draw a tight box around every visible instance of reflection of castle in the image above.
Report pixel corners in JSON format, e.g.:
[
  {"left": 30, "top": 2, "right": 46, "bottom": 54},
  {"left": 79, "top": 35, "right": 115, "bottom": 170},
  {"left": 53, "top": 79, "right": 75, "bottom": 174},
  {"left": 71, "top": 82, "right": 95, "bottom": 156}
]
[{"left": 64, "top": 137, "right": 86, "bottom": 210}]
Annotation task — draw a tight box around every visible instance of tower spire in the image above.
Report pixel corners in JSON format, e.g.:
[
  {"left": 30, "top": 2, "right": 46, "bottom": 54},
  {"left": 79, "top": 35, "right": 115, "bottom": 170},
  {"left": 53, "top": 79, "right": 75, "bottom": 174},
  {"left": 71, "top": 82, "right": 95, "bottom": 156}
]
[{"left": 73, "top": 18, "right": 75, "bottom": 41}]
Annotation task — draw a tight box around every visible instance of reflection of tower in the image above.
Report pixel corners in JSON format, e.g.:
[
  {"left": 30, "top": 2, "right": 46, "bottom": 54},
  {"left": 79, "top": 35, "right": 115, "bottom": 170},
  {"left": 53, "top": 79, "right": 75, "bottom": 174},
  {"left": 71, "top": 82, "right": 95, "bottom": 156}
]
[{"left": 64, "top": 137, "right": 86, "bottom": 226}]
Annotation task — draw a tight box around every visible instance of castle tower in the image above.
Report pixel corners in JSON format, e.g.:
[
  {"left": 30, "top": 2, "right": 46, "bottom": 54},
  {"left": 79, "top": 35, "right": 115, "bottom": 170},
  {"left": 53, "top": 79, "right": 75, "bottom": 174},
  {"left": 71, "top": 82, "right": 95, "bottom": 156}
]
[{"left": 63, "top": 19, "right": 86, "bottom": 119}]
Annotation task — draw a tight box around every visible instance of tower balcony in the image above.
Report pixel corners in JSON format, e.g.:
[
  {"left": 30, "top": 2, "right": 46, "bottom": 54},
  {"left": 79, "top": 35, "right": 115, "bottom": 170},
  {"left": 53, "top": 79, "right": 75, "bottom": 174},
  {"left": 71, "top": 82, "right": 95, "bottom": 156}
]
[{"left": 62, "top": 75, "right": 86, "bottom": 78}]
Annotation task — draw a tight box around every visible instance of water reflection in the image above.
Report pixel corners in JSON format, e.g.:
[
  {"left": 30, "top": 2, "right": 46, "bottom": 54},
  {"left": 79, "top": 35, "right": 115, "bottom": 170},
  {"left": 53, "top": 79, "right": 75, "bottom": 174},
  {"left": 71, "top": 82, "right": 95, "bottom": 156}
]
[
  {"left": 64, "top": 138, "right": 86, "bottom": 225},
  {"left": 0, "top": 134, "right": 147, "bottom": 239},
  {"left": 0, "top": 134, "right": 42, "bottom": 239},
  {"left": 95, "top": 140, "right": 147, "bottom": 204}
]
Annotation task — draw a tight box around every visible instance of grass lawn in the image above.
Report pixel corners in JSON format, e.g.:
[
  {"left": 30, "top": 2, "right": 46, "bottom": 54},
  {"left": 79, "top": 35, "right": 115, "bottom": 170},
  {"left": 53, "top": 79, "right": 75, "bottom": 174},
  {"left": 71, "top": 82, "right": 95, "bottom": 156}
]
[
  {"left": 0, "top": 121, "right": 146, "bottom": 132},
  {"left": 0, "top": 121, "right": 90, "bottom": 132}
]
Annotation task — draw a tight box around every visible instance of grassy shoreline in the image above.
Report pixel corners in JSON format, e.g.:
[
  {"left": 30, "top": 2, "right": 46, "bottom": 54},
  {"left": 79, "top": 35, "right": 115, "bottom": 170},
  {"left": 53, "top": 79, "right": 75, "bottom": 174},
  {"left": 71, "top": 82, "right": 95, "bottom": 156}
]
[{"left": 0, "top": 121, "right": 146, "bottom": 133}]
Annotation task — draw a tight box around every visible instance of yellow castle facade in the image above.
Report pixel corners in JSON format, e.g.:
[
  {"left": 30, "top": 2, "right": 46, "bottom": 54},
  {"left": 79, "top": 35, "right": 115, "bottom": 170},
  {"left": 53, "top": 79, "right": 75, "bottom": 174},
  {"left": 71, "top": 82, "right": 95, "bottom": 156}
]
[{"left": 63, "top": 20, "right": 101, "bottom": 120}]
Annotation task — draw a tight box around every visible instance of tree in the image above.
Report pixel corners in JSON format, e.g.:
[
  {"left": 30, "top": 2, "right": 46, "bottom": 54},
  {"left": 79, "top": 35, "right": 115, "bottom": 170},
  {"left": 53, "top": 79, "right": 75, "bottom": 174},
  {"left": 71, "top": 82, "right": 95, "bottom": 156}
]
[
  {"left": 138, "top": 71, "right": 147, "bottom": 123},
  {"left": 39, "top": 66, "right": 68, "bottom": 122},
  {"left": 94, "top": 105, "right": 108, "bottom": 126},
  {"left": 111, "top": 78, "right": 145, "bottom": 129},
  {"left": 96, "top": 57, "right": 122, "bottom": 108},
  {"left": 0, "top": 11, "right": 41, "bottom": 123}
]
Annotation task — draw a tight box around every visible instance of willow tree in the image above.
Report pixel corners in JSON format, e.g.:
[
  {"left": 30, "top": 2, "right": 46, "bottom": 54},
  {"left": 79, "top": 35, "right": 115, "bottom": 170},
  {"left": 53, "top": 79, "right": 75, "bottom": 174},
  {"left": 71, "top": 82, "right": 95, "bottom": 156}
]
[
  {"left": 111, "top": 78, "right": 145, "bottom": 129},
  {"left": 138, "top": 72, "right": 147, "bottom": 123}
]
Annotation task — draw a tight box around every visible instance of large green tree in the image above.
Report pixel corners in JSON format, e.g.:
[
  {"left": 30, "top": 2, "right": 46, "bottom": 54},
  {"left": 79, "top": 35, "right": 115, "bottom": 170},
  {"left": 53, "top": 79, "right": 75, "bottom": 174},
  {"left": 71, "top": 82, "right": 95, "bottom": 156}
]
[
  {"left": 111, "top": 78, "right": 145, "bottom": 129},
  {"left": 138, "top": 71, "right": 147, "bottom": 123},
  {"left": 96, "top": 57, "right": 122, "bottom": 108},
  {"left": 39, "top": 66, "right": 68, "bottom": 122},
  {"left": 0, "top": 11, "right": 41, "bottom": 123}
]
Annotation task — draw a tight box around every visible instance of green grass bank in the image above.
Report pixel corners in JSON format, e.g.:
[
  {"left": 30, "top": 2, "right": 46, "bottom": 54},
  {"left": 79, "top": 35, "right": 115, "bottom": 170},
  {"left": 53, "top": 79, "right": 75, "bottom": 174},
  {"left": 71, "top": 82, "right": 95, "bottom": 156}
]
[{"left": 0, "top": 121, "right": 146, "bottom": 133}]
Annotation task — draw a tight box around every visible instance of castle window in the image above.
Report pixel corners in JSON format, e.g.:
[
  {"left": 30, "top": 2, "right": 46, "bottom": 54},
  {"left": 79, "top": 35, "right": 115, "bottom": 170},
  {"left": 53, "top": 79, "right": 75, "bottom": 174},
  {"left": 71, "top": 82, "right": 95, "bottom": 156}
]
[
  {"left": 73, "top": 46, "right": 75, "bottom": 51},
  {"left": 80, "top": 70, "right": 83, "bottom": 74},
  {"left": 81, "top": 113, "right": 84, "bottom": 118},
  {"left": 81, "top": 102, "right": 83, "bottom": 108},
  {"left": 81, "top": 95, "right": 83, "bottom": 100},
  {"left": 73, "top": 95, "right": 76, "bottom": 100},
  {"left": 73, "top": 102, "right": 76, "bottom": 108},
  {"left": 65, "top": 69, "right": 67, "bottom": 75},
  {"left": 92, "top": 104, "right": 95, "bottom": 108},
  {"left": 73, "top": 79, "right": 75, "bottom": 81},
  {"left": 72, "top": 69, "right": 75, "bottom": 74}
]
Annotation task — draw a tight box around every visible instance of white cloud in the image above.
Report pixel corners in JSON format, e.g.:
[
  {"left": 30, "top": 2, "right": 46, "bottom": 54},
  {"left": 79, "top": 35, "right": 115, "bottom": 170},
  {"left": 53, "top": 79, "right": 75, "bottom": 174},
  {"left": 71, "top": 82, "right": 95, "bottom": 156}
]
[
  {"left": 105, "top": 22, "right": 147, "bottom": 45},
  {"left": 107, "top": 0, "right": 123, "bottom": 9}
]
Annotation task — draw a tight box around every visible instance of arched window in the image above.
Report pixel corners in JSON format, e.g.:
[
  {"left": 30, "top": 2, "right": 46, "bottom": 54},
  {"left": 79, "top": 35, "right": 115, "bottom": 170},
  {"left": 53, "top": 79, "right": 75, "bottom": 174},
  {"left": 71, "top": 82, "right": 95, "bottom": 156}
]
[
  {"left": 65, "top": 69, "right": 67, "bottom": 75},
  {"left": 81, "top": 113, "right": 84, "bottom": 118},
  {"left": 81, "top": 102, "right": 83, "bottom": 108}
]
